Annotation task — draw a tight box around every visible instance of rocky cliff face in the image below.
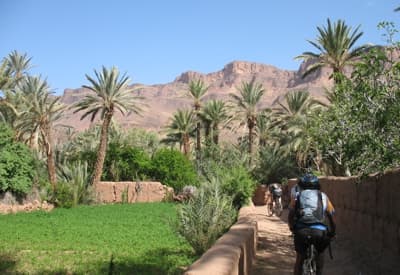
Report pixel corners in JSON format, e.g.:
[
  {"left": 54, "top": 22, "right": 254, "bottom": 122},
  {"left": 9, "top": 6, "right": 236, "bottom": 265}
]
[{"left": 58, "top": 60, "right": 333, "bottom": 135}]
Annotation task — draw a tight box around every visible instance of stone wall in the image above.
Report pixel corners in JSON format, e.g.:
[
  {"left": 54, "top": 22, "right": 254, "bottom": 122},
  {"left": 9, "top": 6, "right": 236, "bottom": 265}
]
[
  {"left": 287, "top": 167, "right": 400, "bottom": 256},
  {"left": 94, "top": 181, "right": 173, "bottom": 203},
  {"left": 184, "top": 204, "right": 258, "bottom": 275}
]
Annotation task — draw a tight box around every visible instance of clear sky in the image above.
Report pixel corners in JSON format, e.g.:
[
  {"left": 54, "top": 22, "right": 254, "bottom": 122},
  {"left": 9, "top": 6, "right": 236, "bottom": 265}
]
[{"left": 1, "top": 0, "right": 399, "bottom": 94}]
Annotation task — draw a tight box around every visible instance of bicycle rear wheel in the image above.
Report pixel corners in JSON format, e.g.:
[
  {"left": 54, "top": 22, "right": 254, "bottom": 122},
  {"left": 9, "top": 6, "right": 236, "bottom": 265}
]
[{"left": 275, "top": 200, "right": 283, "bottom": 217}]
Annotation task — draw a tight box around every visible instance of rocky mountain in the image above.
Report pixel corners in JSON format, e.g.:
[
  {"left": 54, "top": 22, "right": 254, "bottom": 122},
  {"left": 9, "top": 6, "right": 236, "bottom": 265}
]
[{"left": 58, "top": 60, "right": 334, "bottom": 136}]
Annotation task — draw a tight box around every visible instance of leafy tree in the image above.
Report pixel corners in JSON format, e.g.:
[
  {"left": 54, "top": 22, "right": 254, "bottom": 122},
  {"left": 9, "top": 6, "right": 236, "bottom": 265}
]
[
  {"left": 311, "top": 45, "right": 400, "bottom": 176},
  {"left": 103, "top": 143, "right": 152, "bottom": 181},
  {"left": 73, "top": 66, "right": 144, "bottom": 186},
  {"left": 0, "top": 123, "right": 35, "bottom": 194},
  {"left": 150, "top": 148, "right": 198, "bottom": 193},
  {"left": 295, "top": 18, "right": 368, "bottom": 84}
]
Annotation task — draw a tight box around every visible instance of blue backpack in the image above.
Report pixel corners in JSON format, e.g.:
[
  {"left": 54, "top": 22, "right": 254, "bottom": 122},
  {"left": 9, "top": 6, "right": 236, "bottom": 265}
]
[{"left": 295, "top": 189, "right": 324, "bottom": 224}]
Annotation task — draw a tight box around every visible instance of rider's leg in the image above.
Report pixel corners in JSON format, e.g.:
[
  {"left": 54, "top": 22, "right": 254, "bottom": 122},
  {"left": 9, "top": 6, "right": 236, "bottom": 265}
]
[
  {"left": 316, "top": 251, "right": 325, "bottom": 275},
  {"left": 293, "top": 228, "right": 308, "bottom": 275},
  {"left": 294, "top": 252, "right": 304, "bottom": 275}
]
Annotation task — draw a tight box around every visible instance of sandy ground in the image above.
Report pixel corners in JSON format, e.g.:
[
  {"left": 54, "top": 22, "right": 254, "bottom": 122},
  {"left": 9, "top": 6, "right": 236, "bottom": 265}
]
[{"left": 251, "top": 205, "right": 400, "bottom": 275}]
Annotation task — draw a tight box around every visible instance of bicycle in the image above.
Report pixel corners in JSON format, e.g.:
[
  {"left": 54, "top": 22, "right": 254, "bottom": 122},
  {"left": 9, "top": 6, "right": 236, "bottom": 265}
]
[
  {"left": 266, "top": 196, "right": 283, "bottom": 217},
  {"left": 302, "top": 235, "right": 318, "bottom": 275}
]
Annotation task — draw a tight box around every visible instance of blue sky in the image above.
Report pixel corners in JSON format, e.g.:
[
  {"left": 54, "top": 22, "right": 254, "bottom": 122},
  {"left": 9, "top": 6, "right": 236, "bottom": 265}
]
[{"left": 1, "top": 0, "right": 399, "bottom": 94}]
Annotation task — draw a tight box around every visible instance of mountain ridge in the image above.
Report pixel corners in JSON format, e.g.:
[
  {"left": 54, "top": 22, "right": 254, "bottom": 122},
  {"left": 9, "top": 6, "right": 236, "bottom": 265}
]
[{"left": 58, "top": 60, "right": 333, "bottom": 135}]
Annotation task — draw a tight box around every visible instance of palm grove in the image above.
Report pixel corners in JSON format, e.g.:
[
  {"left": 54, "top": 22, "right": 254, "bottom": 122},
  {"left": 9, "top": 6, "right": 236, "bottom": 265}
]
[{"left": 1, "top": 18, "right": 400, "bottom": 254}]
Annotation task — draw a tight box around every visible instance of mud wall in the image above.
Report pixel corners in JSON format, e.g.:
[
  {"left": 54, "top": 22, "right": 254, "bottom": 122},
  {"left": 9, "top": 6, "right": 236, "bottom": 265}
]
[
  {"left": 287, "top": 167, "right": 400, "bottom": 256},
  {"left": 184, "top": 204, "right": 257, "bottom": 275},
  {"left": 94, "top": 181, "right": 173, "bottom": 203}
]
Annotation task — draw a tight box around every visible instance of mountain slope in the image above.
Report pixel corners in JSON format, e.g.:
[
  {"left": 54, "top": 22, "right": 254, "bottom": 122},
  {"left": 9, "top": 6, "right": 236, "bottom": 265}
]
[{"left": 58, "top": 60, "right": 333, "bottom": 134}]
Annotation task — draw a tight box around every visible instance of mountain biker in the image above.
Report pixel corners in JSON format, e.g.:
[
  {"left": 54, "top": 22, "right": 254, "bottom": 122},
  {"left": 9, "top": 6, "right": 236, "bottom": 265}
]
[
  {"left": 288, "top": 173, "right": 336, "bottom": 275},
  {"left": 267, "top": 183, "right": 282, "bottom": 208}
]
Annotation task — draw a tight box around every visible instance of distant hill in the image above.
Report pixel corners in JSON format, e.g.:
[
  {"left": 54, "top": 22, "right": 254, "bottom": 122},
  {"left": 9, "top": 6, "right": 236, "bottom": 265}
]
[{"left": 58, "top": 60, "right": 333, "bottom": 136}]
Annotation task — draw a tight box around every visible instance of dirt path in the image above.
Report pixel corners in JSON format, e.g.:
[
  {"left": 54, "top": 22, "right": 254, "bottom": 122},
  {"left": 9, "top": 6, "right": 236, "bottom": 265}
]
[{"left": 250, "top": 205, "right": 400, "bottom": 275}]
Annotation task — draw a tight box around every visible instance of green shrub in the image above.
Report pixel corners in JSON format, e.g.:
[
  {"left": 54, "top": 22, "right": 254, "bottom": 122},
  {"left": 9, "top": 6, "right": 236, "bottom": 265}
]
[
  {"left": 56, "top": 161, "right": 93, "bottom": 207},
  {"left": 176, "top": 178, "right": 237, "bottom": 255},
  {"left": 103, "top": 143, "right": 152, "bottom": 181},
  {"left": 151, "top": 148, "right": 198, "bottom": 193},
  {"left": 53, "top": 181, "right": 74, "bottom": 208},
  {"left": 0, "top": 123, "right": 35, "bottom": 194}
]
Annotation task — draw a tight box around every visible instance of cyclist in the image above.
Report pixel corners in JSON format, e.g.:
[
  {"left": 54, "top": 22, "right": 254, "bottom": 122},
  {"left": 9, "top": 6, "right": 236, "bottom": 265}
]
[
  {"left": 267, "top": 183, "right": 282, "bottom": 209},
  {"left": 288, "top": 173, "right": 336, "bottom": 275}
]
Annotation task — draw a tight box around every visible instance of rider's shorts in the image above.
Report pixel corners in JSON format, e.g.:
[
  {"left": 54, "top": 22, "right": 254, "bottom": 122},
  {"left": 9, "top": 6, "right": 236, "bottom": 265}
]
[{"left": 294, "top": 227, "right": 330, "bottom": 255}]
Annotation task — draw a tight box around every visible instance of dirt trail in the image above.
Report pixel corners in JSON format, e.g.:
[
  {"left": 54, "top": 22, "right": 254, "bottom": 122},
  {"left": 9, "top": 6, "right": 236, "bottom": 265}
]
[{"left": 251, "top": 205, "right": 400, "bottom": 275}]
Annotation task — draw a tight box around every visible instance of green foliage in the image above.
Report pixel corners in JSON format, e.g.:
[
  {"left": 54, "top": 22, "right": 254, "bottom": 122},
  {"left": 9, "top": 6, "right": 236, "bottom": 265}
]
[
  {"left": 103, "top": 142, "right": 152, "bottom": 181},
  {"left": 52, "top": 181, "right": 74, "bottom": 208},
  {"left": 176, "top": 178, "right": 237, "bottom": 255},
  {"left": 151, "top": 148, "right": 198, "bottom": 193},
  {"left": 199, "top": 143, "right": 255, "bottom": 209},
  {"left": 310, "top": 44, "right": 400, "bottom": 176},
  {"left": 253, "top": 145, "right": 299, "bottom": 183},
  {"left": 0, "top": 203, "right": 195, "bottom": 274},
  {"left": 55, "top": 161, "right": 94, "bottom": 207},
  {"left": 0, "top": 123, "right": 34, "bottom": 194}
]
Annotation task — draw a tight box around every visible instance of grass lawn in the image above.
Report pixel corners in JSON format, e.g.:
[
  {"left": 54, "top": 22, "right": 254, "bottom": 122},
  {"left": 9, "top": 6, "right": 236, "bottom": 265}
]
[{"left": 0, "top": 202, "right": 196, "bottom": 274}]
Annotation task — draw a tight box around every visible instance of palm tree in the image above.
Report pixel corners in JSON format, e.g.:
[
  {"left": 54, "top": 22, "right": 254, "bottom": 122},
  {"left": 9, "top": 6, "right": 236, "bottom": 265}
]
[
  {"left": 188, "top": 79, "right": 209, "bottom": 157},
  {"left": 295, "top": 18, "right": 367, "bottom": 84},
  {"left": 256, "top": 109, "right": 281, "bottom": 148},
  {"left": 5, "top": 50, "right": 32, "bottom": 81},
  {"left": 200, "top": 99, "right": 231, "bottom": 145},
  {"left": 164, "top": 108, "right": 195, "bottom": 156},
  {"left": 73, "top": 66, "right": 144, "bottom": 186},
  {"left": 230, "top": 79, "right": 265, "bottom": 161},
  {"left": 16, "top": 76, "right": 65, "bottom": 189},
  {"left": 273, "top": 90, "right": 324, "bottom": 169}
]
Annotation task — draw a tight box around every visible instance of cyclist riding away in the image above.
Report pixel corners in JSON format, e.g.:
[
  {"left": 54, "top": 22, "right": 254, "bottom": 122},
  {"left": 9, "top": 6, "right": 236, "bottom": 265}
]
[
  {"left": 288, "top": 173, "right": 336, "bottom": 275},
  {"left": 266, "top": 183, "right": 283, "bottom": 216}
]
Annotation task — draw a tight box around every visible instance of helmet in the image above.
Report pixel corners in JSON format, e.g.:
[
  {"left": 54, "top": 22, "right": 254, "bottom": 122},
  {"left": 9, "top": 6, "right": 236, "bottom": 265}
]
[{"left": 298, "top": 173, "right": 320, "bottom": 190}]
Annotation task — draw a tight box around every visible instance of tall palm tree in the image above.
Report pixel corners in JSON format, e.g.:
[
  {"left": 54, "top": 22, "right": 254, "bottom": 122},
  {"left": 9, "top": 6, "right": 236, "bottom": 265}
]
[
  {"left": 73, "top": 66, "right": 144, "bottom": 186},
  {"left": 230, "top": 79, "right": 265, "bottom": 161},
  {"left": 16, "top": 76, "right": 65, "bottom": 189},
  {"left": 295, "top": 18, "right": 367, "bottom": 84},
  {"left": 200, "top": 99, "right": 231, "bottom": 145},
  {"left": 164, "top": 108, "right": 195, "bottom": 156},
  {"left": 188, "top": 79, "right": 209, "bottom": 157}
]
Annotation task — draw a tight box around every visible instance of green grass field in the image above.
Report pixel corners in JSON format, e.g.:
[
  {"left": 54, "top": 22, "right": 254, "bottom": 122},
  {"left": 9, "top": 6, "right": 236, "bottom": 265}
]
[{"left": 0, "top": 202, "right": 196, "bottom": 274}]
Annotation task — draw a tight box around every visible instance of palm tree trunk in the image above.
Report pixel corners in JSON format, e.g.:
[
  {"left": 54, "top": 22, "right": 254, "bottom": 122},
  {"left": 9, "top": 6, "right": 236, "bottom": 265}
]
[
  {"left": 42, "top": 125, "right": 57, "bottom": 190},
  {"left": 91, "top": 113, "right": 112, "bottom": 186},
  {"left": 183, "top": 134, "right": 190, "bottom": 157},
  {"left": 212, "top": 124, "right": 219, "bottom": 145},
  {"left": 248, "top": 119, "right": 255, "bottom": 165}
]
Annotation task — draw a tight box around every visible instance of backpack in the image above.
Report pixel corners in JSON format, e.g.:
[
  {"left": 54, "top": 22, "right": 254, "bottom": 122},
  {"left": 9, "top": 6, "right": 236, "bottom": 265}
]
[
  {"left": 295, "top": 189, "right": 324, "bottom": 224},
  {"left": 272, "top": 187, "right": 282, "bottom": 197}
]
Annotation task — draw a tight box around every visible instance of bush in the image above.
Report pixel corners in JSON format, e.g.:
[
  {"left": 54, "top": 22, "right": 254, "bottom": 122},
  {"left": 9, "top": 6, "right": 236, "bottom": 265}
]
[
  {"left": 150, "top": 148, "right": 198, "bottom": 193},
  {"left": 176, "top": 178, "right": 237, "bottom": 255},
  {"left": 0, "top": 123, "right": 35, "bottom": 194},
  {"left": 103, "top": 143, "right": 152, "bottom": 181},
  {"left": 56, "top": 161, "right": 94, "bottom": 207}
]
